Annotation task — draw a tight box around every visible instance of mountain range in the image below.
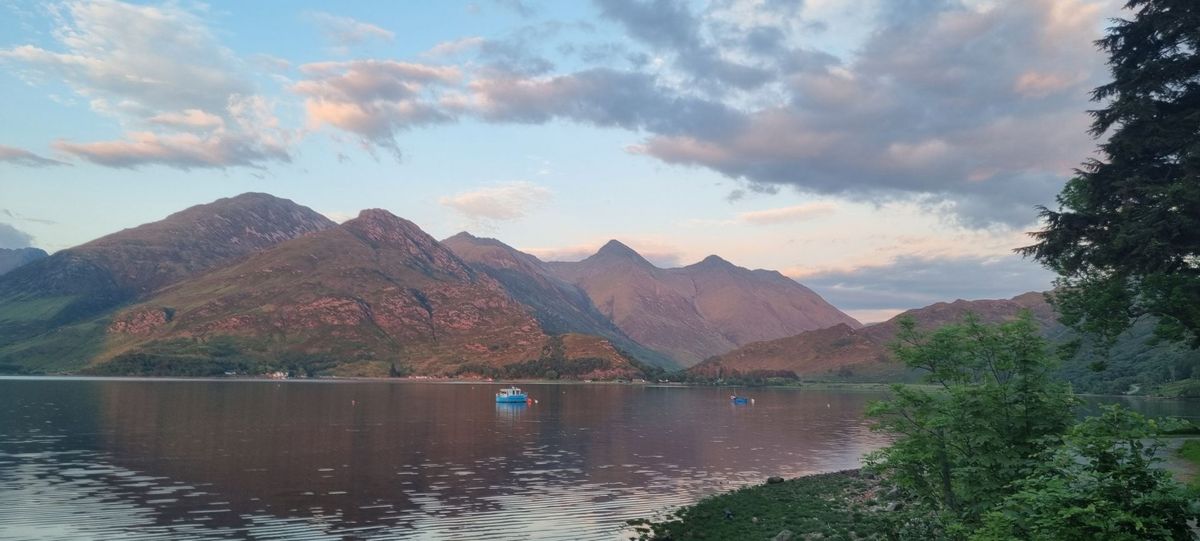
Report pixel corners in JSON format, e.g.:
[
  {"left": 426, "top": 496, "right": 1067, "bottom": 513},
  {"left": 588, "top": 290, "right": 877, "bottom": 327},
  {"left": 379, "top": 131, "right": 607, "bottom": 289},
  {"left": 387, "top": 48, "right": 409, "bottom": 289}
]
[
  {"left": 543, "top": 241, "right": 861, "bottom": 366},
  {"left": 2, "top": 192, "right": 1189, "bottom": 393},
  {"left": 0, "top": 193, "right": 860, "bottom": 377}
]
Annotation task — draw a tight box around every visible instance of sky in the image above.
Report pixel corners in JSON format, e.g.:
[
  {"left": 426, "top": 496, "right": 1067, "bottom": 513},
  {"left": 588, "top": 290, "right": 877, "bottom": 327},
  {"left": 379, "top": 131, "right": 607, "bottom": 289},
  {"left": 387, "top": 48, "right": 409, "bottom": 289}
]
[{"left": 0, "top": 0, "right": 1122, "bottom": 322}]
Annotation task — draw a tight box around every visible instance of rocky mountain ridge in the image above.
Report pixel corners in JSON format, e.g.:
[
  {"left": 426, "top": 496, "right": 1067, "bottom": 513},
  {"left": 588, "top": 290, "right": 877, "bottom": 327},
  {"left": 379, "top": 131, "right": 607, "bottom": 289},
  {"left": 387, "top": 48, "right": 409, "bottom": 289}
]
[{"left": 545, "top": 240, "right": 861, "bottom": 366}]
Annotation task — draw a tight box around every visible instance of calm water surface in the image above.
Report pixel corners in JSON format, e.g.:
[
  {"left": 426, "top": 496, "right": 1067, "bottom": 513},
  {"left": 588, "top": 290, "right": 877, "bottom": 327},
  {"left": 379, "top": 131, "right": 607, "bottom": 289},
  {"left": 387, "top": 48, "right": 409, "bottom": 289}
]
[{"left": 0, "top": 378, "right": 1193, "bottom": 540}]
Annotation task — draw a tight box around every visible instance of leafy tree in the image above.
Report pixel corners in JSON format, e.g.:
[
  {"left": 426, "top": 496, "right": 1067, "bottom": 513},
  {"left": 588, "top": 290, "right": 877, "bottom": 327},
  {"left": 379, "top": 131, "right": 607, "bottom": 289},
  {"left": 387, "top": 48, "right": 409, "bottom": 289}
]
[
  {"left": 975, "top": 405, "right": 1198, "bottom": 540},
  {"left": 1021, "top": 0, "right": 1200, "bottom": 346},
  {"left": 866, "top": 313, "right": 1077, "bottom": 534}
]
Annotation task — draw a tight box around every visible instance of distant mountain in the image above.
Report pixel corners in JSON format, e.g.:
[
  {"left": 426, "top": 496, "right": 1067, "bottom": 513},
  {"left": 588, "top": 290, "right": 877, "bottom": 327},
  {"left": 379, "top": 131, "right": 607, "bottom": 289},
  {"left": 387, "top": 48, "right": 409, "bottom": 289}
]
[
  {"left": 0, "top": 193, "right": 334, "bottom": 334},
  {"left": 95, "top": 210, "right": 648, "bottom": 378},
  {"left": 545, "top": 240, "right": 861, "bottom": 366},
  {"left": 443, "top": 233, "right": 677, "bottom": 369},
  {"left": 0, "top": 247, "right": 47, "bottom": 276},
  {"left": 692, "top": 292, "right": 1056, "bottom": 381},
  {"left": 0, "top": 193, "right": 335, "bottom": 372}
]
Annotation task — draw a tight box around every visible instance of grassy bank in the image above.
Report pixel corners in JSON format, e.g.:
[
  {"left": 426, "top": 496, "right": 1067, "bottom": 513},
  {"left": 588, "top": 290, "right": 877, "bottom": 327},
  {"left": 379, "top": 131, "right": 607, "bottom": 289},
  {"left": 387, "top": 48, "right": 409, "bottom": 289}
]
[
  {"left": 629, "top": 470, "right": 896, "bottom": 540},
  {"left": 1180, "top": 440, "right": 1200, "bottom": 489}
]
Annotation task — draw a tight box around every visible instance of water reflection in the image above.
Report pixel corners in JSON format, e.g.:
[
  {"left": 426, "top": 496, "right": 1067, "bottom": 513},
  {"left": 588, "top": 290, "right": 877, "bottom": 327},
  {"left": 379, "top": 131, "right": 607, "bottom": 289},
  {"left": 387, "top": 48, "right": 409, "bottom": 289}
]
[
  {"left": 0, "top": 379, "right": 897, "bottom": 539},
  {"left": 494, "top": 402, "right": 528, "bottom": 422}
]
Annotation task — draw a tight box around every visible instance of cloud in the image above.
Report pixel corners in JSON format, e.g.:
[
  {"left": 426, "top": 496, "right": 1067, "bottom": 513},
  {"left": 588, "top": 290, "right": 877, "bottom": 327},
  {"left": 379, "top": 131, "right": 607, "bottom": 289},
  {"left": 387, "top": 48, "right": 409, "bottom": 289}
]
[
  {"left": 492, "top": 0, "right": 538, "bottom": 17},
  {"left": 57, "top": 95, "right": 292, "bottom": 169},
  {"left": 0, "top": 223, "right": 34, "bottom": 249},
  {"left": 0, "top": 209, "right": 56, "bottom": 225},
  {"left": 55, "top": 129, "right": 288, "bottom": 170},
  {"left": 321, "top": 210, "right": 356, "bottom": 224},
  {"left": 594, "top": 0, "right": 776, "bottom": 90},
  {"left": 798, "top": 254, "right": 1056, "bottom": 314},
  {"left": 395, "top": 0, "right": 1111, "bottom": 227},
  {"left": 1, "top": 0, "right": 248, "bottom": 116},
  {"left": 148, "top": 109, "right": 225, "bottom": 131},
  {"left": 738, "top": 202, "right": 837, "bottom": 225},
  {"left": 460, "top": 68, "right": 743, "bottom": 136},
  {"left": 94, "top": 0, "right": 1109, "bottom": 229},
  {"left": 1, "top": 0, "right": 291, "bottom": 170},
  {"left": 0, "top": 145, "right": 67, "bottom": 167},
  {"left": 439, "top": 181, "right": 552, "bottom": 225},
  {"left": 623, "top": 0, "right": 1113, "bottom": 227},
  {"left": 293, "top": 59, "right": 461, "bottom": 157},
  {"left": 311, "top": 0, "right": 1101, "bottom": 228},
  {"left": 425, "top": 36, "right": 487, "bottom": 57},
  {"left": 306, "top": 11, "right": 394, "bottom": 49}
]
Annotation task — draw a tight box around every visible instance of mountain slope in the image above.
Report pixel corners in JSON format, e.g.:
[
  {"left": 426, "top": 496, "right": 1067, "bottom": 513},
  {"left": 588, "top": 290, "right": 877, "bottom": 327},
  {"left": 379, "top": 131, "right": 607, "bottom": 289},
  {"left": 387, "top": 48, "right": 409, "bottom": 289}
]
[
  {"left": 692, "top": 291, "right": 1200, "bottom": 395},
  {"left": 545, "top": 240, "right": 860, "bottom": 366},
  {"left": 95, "top": 210, "right": 648, "bottom": 378},
  {"left": 692, "top": 292, "right": 1057, "bottom": 380},
  {"left": 0, "top": 247, "right": 47, "bottom": 276},
  {"left": 0, "top": 193, "right": 335, "bottom": 347},
  {"left": 99, "top": 209, "right": 544, "bottom": 375},
  {"left": 442, "top": 233, "right": 677, "bottom": 369}
]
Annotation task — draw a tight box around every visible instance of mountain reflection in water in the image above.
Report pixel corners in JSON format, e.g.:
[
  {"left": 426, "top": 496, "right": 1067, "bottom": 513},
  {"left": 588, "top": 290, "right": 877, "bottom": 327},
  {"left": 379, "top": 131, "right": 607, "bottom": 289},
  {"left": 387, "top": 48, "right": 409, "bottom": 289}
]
[{"left": 0, "top": 379, "right": 899, "bottom": 539}]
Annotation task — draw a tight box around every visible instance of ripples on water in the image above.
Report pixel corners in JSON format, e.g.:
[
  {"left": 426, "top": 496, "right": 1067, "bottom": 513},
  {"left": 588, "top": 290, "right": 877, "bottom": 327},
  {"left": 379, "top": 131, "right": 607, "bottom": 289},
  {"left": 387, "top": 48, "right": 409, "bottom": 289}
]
[{"left": 15, "top": 377, "right": 1138, "bottom": 540}]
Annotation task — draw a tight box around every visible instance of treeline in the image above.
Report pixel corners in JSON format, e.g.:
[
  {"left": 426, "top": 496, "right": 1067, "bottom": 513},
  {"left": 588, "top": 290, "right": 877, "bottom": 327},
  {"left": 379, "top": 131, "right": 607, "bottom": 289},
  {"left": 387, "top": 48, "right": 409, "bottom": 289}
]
[
  {"left": 454, "top": 356, "right": 613, "bottom": 380},
  {"left": 1056, "top": 319, "right": 1200, "bottom": 397},
  {"left": 452, "top": 334, "right": 645, "bottom": 380},
  {"left": 662, "top": 368, "right": 801, "bottom": 386},
  {"left": 87, "top": 336, "right": 341, "bottom": 378}
]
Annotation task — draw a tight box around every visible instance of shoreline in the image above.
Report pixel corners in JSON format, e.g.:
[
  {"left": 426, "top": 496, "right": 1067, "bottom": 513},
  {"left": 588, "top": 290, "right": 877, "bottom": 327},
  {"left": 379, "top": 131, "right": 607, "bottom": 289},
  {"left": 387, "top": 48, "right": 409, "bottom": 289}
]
[
  {"left": 632, "top": 440, "right": 1200, "bottom": 540},
  {"left": 0, "top": 374, "right": 1196, "bottom": 400},
  {"left": 629, "top": 469, "right": 891, "bottom": 540}
]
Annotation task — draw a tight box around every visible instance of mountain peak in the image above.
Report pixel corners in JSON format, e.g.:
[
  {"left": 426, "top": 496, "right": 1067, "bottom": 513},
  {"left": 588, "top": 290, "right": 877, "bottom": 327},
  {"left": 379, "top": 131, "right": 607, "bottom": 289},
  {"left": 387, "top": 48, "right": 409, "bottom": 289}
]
[
  {"left": 445, "top": 231, "right": 477, "bottom": 242},
  {"left": 692, "top": 254, "right": 735, "bottom": 269},
  {"left": 354, "top": 208, "right": 401, "bottom": 223},
  {"left": 344, "top": 209, "right": 434, "bottom": 245},
  {"left": 593, "top": 239, "right": 647, "bottom": 261},
  {"left": 225, "top": 192, "right": 280, "bottom": 203}
]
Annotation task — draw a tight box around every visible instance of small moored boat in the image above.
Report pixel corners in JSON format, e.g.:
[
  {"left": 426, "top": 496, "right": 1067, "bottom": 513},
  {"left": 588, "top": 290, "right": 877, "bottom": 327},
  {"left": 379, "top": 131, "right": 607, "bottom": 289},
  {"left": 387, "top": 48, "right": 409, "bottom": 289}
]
[
  {"left": 730, "top": 395, "right": 751, "bottom": 404},
  {"left": 496, "top": 386, "right": 529, "bottom": 403}
]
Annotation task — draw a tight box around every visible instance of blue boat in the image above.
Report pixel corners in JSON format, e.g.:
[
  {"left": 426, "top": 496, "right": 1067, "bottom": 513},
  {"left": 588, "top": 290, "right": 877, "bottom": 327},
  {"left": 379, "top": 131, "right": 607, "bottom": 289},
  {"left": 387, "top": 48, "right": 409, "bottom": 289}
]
[
  {"left": 496, "top": 386, "right": 529, "bottom": 403},
  {"left": 730, "top": 395, "right": 750, "bottom": 404}
]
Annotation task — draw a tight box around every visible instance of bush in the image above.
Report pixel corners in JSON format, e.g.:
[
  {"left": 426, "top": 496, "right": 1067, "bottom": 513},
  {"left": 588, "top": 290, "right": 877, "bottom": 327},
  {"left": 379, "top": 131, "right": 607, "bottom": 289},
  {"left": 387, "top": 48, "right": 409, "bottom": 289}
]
[
  {"left": 866, "top": 312, "right": 1077, "bottom": 530},
  {"left": 975, "top": 406, "right": 1198, "bottom": 540}
]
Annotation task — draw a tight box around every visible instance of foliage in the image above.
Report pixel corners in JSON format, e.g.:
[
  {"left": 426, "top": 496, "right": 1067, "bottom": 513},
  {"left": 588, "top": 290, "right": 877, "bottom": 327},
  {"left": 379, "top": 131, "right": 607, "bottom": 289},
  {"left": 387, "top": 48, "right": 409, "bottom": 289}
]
[
  {"left": 83, "top": 337, "right": 340, "bottom": 378},
  {"left": 0, "top": 316, "right": 109, "bottom": 374},
  {"left": 87, "top": 352, "right": 269, "bottom": 377},
  {"left": 1056, "top": 318, "right": 1200, "bottom": 395},
  {"left": 1153, "top": 378, "right": 1200, "bottom": 398},
  {"left": 494, "top": 356, "right": 611, "bottom": 379},
  {"left": 1021, "top": 0, "right": 1200, "bottom": 346},
  {"left": 621, "top": 349, "right": 671, "bottom": 380},
  {"left": 1181, "top": 440, "right": 1200, "bottom": 462},
  {"left": 451, "top": 335, "right": 651, "bottom": 380},
  {"left": 865, "top": 312, "right": 1077, "bottom": 532},
  {"left": 975, "top": 406, "right": 1199, "bottom": 540}
]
